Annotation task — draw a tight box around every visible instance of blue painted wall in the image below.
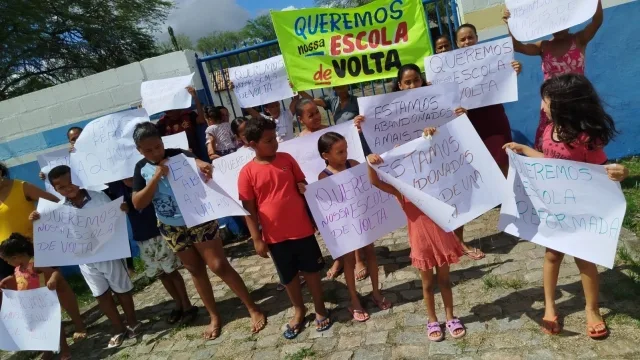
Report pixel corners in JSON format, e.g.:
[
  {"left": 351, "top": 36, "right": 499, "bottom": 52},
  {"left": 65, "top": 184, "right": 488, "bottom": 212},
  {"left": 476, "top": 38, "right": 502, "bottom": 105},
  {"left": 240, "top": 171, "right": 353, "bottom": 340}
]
[{"left": 501, "top": 1, "right": 639, "bottom": 159}]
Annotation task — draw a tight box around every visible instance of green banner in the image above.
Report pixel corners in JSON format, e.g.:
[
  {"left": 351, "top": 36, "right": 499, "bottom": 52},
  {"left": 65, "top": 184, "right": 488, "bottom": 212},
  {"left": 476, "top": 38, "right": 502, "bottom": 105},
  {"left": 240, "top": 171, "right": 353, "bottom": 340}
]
[{"left": 271, "top": 0, "right": 433, "bottom": 91}]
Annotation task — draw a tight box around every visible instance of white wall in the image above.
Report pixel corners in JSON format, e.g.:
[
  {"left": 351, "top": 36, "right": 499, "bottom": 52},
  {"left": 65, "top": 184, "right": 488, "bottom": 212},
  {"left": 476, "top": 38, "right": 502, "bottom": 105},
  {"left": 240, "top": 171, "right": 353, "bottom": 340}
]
[{"left": 0, "top": 50, "right": 202, "bottom": 144}]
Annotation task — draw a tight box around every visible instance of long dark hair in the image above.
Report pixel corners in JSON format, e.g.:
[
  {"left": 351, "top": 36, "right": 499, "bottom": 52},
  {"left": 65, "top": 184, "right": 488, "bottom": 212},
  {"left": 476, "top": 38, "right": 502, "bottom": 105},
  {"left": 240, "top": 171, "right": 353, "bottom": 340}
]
[
  {"left": 0, "top": 162, "right": 8, "bottom": 179},
  {"left": 392, "top": 64, "right": 427, "bottom": 92},
  {"left": 541, "top": 74, "right": 617, "bottom": 147},
  {"left": 230, "top": 117, "right": 248, "bottom": 137},
  {"left": 318, "top": 132, "right": 346, "bottom": 164},
  {"left": 0, "top": 233, "right": 34, "bottom": 258}
]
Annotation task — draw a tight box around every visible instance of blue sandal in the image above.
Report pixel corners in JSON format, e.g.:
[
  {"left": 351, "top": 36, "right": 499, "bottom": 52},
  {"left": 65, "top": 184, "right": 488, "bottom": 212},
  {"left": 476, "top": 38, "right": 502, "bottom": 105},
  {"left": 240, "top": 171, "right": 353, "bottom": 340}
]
[
  {"left": 283, "top": 323, "right": 304, "bottom": 340},
  {"left": 315, "top": 311, "right": 332, "bottom": 332}
]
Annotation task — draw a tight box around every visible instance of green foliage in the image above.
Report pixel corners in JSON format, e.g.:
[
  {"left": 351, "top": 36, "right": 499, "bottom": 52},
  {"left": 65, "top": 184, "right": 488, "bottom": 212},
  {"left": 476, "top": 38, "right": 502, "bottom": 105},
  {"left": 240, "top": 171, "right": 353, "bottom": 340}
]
[
  {"left": 1, "top": 0, "right": 173, "bottom": 101},
  {"left": 241, "top": 14, "right": 277, "bottom": 42},
  {"left": 197, "top": 31, "right": 245, "bottom": 54},
  {"left": 157, "top": 34, "right": 195, "bottom": 54}
]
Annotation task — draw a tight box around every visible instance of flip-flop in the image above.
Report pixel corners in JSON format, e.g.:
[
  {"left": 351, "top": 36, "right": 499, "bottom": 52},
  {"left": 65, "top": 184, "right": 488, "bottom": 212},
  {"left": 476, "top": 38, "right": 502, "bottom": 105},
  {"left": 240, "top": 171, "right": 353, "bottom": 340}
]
[
  {"left": 181, "top": 306, "right": 199, "bottom": 325},
  {"left": 371, "top": 296, "right": 392, "bottom": 311},
  {"left": 587, "top": 321, "right": 608, "bottom": 339},
  {"left": 251, "top": 313, "right": 267, "bottom": 334},
  {"left": 541, "top": 316, "right": 562, "bottom": 335},
  {"left": 445, "top": 318, "right": 466, "bottom": 339},
  {"left": 348, "top": 308, "right": 370, "bottom": 322},
  {"left": 463, "top": 248, "right": 485, "bottom": 260},
  {"left": 204, "top": 324, "right": 221, "bottom": 340},
  {"left": 283, "top": 323, "right": 304, "bottom": 340},
  {"left": 427, "top": 321, "right": 444, "bottom": 342},
  {"left": 355, "top": 267, "right": 368, "bottom": 281},
  {"left": 72, "top": 331, "right": 87, "bottom": 342},
  {"left": 107, "top": 331, "right": 127, "bottom": 349},
  {"left": 167, "top": 309, "right": 183, "bottom": 324},
  {"left": 315, "top": 311, "right": 333, "bottom": 332},
  {"left": 326, "top": 267, "right": 343, "bottom": 280},
  {"left": 127, "top": 322, "right": 143, "bottom": 339}
]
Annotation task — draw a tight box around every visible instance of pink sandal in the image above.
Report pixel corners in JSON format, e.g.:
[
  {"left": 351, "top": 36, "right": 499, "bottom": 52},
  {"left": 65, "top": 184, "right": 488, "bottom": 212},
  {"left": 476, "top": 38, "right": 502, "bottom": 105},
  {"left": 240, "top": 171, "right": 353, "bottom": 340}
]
[
  {"left": 446, "top": 318, "right": 466, "bottom": 339},
  {"left": 427, "top": 322, "right": 444, "bottom": 342}
]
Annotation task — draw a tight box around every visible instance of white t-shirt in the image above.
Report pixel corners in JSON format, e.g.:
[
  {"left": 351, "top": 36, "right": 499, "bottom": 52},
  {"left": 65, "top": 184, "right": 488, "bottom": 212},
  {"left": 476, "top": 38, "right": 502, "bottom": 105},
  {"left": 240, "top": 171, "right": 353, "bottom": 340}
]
[{"left": 261, "top": 110, "right": 295, "bottom": 143}]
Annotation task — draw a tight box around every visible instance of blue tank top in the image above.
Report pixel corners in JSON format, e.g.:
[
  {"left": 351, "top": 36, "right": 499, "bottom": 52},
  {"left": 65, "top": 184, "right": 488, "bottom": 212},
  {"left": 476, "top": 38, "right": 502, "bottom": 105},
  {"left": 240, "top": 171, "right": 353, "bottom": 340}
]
[{"left": 321, "top": 161, "right": 352, "bottom": 177}]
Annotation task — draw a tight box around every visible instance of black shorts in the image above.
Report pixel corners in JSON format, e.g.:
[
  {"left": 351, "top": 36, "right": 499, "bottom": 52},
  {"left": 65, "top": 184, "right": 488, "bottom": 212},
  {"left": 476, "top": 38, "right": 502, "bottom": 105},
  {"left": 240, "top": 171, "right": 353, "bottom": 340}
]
[{"left": 268, "top": 234, "right": 325, "bottom": 285}]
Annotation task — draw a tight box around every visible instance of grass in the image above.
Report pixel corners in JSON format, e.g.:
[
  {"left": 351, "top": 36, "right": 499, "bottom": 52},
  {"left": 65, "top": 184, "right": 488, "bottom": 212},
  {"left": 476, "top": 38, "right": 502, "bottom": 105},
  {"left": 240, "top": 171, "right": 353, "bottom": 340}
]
[
  {"left": 619, "top": 157, "right": 640, "bottom": 236},
  {"left": 482, "top": 274, "right": 526, "bottom": 291},
  {"left": 606, "top": 313, "right": 640, "bottom": 329},
  {"left": 285, "top": 348, "right": 316, "bottom": 360}
]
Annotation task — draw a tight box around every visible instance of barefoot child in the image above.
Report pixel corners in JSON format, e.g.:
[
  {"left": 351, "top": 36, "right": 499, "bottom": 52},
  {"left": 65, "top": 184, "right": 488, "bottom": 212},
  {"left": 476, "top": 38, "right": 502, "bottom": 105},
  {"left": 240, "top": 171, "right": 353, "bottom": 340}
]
[
  {"left": 239, "top": 117, "right": 332, "bottom": 339},
  {"left": 317, "top": 132, "right": 391, "bottom": 322},
  {"left": 0, "top": 233, "right": 71, "bottom": 360},
  {"left": 33, "top": 165, "right": 140, "bottom": 349},
  {"left": 503, "top": 1, "right": 603, "bottom": 150},
  {"left": 367, "top": 128, "right": 466, "bottom": 341},
  {"left": 121, "top": 178, "right": 196, "bottom": 325},
  {"left": 503, "top": 74, "right": 628, "bottom": 339},
  {"left": 131, "top": 122, "right": 265, "bottom": 340}
]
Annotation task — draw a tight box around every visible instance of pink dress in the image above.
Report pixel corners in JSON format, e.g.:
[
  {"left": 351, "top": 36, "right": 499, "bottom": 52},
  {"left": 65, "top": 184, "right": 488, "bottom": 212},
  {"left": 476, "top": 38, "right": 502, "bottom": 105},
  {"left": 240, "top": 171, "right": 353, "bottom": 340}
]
[
  {"left": 401, "top": 196, "right": 463, "bottom": 271},
  {"left": 534, "top": 37, "right": 586, "bottom": 150},
  {"left": 541, "top": 125, "right": 607, "bottom": 164}
]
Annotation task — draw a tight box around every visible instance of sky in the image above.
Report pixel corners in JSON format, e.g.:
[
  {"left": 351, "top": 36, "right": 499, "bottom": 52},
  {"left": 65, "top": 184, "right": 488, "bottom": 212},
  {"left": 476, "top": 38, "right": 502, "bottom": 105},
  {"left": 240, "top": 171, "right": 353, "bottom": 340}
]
[{"left": 156, "top": 0, "right": 314, "bottom": 43}]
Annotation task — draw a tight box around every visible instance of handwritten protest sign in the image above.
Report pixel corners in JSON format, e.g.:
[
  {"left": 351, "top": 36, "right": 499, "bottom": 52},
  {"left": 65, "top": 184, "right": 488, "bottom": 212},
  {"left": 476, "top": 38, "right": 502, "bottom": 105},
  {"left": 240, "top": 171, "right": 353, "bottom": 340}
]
[
  {"left": 279, "top": 122, "right": 365, "bottom": 182},
  {"left": 372, "top": 115, "right": 506, "bottom": 231},
  {"left": 359, "top": 83, "right": 460, "bottom": 154},
  {"left": 506, "top": 0, "right": 599, "bottom": 42},
  {"left": 498, "top": 150, "right": 626, "bottom": 268},
  {"left": 229, "top": 55, "right": 296, "bottom": 108},
  {"left": 162, "top": 132, "right": 189, "bottom": 151},
  {"left": 212, "top": 147, "right": 255, "bottom": 203},
  {"left": 37, "top": 149, "right": 106, "bottom": 199},
  {"left": 0, "top": 288, "right": 61, "bottom": 351},
  {"left": 305, "top": 163, "right": 406, "bottom": 258},
  {"left": 33, "top": 197, "right": 130, "bottom": 267},
  {"left": 70, "top": 109, "right": 149, "bottom": 187},
  {"left": 424, "top": 38, "right": 517, "bottom": 110},
  {"left": 271, "top": 0, "right": 431, "bottom": 91},
  {"left": 141, "top": 73, "right": 195, "bottom": 116},
  {"left": 167, "top": 154, "right": 248, "bottom": 228}
]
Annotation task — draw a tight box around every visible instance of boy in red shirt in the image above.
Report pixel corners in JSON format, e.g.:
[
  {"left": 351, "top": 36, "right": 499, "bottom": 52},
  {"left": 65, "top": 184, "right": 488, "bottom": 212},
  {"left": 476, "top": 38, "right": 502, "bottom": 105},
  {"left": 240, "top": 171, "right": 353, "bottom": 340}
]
[{"left": 238, "top": 117, "right": 331, "bottom": 340}]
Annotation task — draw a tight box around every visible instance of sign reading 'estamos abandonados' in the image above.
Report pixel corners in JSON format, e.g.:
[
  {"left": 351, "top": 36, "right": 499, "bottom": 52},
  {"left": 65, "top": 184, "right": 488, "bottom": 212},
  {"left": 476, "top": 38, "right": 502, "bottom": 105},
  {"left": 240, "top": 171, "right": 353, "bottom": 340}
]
[{"left": 271, "top": 0, "right": 432, "bottom": 91}]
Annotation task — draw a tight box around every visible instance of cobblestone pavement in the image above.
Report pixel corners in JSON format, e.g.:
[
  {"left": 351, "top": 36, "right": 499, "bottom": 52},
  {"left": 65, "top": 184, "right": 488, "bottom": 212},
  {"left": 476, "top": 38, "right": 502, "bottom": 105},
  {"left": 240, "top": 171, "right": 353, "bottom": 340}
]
[{"left": 4, "top": 210, "right": 640, "bottom": 360}]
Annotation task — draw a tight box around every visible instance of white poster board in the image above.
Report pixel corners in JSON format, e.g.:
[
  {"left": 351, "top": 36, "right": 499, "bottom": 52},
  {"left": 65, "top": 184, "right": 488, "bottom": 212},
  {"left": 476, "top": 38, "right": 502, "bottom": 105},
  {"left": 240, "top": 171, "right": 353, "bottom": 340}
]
[
  {"left": 358, "top": 83, "right": 460, "bottom": 155},
  {"left": 212, "top": 147, "right": 255, "bottom": 203},
  {"left": 69, "top": 109, "right": 149, "bottom": 187},
  {"left": 373, "top": 115, "right": 506, "bottom": 232},
  {"left": 167, "top": 154, "right": 249, "bottom": 228},
  {"left": 424, "top": 38, "right": 518, "bottom": 110},
  {"left": 279, "top": 122, "right": 365, "bottom": 182},
  {"left": 37, "top": 149, "right": 106, "bottom": 200},
  {"left": 162, "top": 132, "right": 189, "bottom": 151},
  {"left": 499, "top": 150, "right": 626, "bottom": 268},
  {"left": 0, "top": 288, "right": 61, "bottom": 351},
  {"left": 506, "top": 0, "right": 599, "bottom": 42},
  {"left": 229, "top": 55, "right": 296, "bottom": 108},
  {"left": 305, "top": 163, "right": 406, "bottom": 258},
  {"left": 141, "top": 73, "right": 195, "bottom": 116},
  {"left": 33, "top": 197, "right": 130, "bottom": 267}
]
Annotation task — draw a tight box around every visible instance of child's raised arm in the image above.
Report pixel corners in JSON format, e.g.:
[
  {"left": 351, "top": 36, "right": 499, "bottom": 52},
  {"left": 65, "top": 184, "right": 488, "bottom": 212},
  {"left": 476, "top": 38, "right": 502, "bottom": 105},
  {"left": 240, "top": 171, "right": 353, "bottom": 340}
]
[
  {"left": 367, "top": 154, "right": 402, "bottom": 199},
  {"left": 132, "top": 160, "right": 167, "bottom": 210},
  {"left": 577, "top": 0, "right": 603, "bottom": 47},
  {"left": 502, "top": 142, "right": 544, "bottom": 158},
  {"left": 502, "top": 9, "right": 542, "bottom": 56}
]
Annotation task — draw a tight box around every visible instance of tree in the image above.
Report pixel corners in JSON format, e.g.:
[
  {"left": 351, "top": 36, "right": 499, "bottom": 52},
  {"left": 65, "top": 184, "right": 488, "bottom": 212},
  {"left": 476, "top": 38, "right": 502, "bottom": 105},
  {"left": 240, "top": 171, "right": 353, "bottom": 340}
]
[
  {"left": 157, "top": 34, "right": 195, "bottom": 54},
  {"left": 313, "top": 0, "right": 373, "bottom": 7},
  {"left": 0, "top": 0, "right": 173, "bottom": 101},
  {"left": 196, "top": 31, "right": 244, "bottom": 55},
  {"left": 241, "top": 14, "right": 277, "bottom": 43}
]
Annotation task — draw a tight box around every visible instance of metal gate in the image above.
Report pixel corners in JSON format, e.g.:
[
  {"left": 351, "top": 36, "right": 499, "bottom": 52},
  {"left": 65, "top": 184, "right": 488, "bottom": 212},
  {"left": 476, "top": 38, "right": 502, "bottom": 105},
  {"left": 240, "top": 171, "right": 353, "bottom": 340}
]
[{"left": 195, "top": 0, "right": 461, "bottom": 125}]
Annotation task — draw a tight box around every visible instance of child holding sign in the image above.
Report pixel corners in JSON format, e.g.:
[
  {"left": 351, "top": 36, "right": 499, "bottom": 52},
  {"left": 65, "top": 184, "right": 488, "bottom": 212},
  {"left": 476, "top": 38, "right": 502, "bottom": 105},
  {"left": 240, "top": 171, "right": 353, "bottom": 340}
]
[
  {"left": 33, "top": 166, "right": 141, "bottom": 349},
  {"left": 503, "top": 74, "right": 628, "bottom": 338},
  {"left": 367, "top": 129, "right": 466, "bottom": 341},
  {"left": 131, "top": 122, "right": 266, "bottom": 340},
  {"left": 503, "top": 1, "right": 604, "bottom": 150},
  {"left": 317, "top": 132, "right": 391, "bottom": 322},
  {"left": 0, "top": 233, "right": 71, "bottom": 360},
  {"left": 239, "top": 117, "right": 332, "bottom": 339}
]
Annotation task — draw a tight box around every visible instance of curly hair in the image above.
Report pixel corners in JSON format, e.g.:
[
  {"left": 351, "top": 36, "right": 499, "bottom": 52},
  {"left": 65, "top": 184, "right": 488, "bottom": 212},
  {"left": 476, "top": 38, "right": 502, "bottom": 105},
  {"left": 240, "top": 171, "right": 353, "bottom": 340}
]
[
  {"left": 0, "top": 233, "right": 34, "bottom": 258},
  {"left": 244, "top": 117, "right": 277, "bottom": 143},
  {"left": 541, "top": 74, "right": 617, "bottom": 148}
]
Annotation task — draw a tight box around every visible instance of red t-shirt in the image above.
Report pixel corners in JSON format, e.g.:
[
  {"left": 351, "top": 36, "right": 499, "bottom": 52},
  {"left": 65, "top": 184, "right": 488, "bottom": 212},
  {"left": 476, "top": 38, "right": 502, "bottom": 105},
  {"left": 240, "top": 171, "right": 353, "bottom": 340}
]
[
  {"left": 541, "top": 125, "right": 607, "bottom": 164},
  {"left": 238, "top": 152, "right": 314, "bottom": 244}
]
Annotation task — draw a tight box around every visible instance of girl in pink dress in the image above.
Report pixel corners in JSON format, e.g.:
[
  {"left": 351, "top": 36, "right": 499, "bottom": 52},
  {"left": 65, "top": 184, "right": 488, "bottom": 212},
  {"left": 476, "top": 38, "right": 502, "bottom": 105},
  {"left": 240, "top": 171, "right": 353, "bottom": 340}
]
[
  {"left": 503, "top": 0, "right": 604, "bottom": 149},
  {"left": 367, "top": 139, "right": 466, "bottom": 342},
  {"left": 504, "top": 74, "right": 629, "bottom": 339}
]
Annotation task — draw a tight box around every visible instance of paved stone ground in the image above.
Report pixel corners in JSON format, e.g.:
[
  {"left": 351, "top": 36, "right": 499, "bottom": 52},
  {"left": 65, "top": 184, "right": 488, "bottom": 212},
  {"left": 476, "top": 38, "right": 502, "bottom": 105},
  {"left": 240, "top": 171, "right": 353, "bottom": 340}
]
[{"left": 4, "top": 209, "right": 640, "bottom": 360}]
